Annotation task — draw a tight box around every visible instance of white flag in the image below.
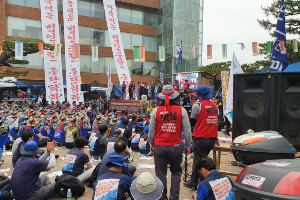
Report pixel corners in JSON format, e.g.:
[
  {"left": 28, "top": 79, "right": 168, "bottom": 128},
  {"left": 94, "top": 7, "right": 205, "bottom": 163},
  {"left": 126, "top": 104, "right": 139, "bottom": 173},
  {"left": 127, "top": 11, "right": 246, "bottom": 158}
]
[{"left": 224, "top": 53, "right": 244, "bottom": 123}]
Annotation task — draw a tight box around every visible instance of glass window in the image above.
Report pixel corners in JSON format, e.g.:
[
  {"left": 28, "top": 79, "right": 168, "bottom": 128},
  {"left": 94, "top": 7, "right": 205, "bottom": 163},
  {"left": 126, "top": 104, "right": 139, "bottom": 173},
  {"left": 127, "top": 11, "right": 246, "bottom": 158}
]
[
  {"left": 120, "top": 32, "right": 131, "bottom": 49},
  {"left": 26, "top": 0, "right": 40, "bottom": 8},
  {"left": 118, "top": 8, "right": 131, "bottom": 23},
  {"left": 57, "top": 0, "right": 63, "bottom": 12},
  {"left": 78, "top": 1, "right": 91, "bottom": 17},
  {"left": 7, "top": 0, "right": 25, "bottom": 6},
  {"left": 132, "top": 34, "right": 142, "bottom": 48},
  {"left": 61, "top": 53, "right": 66, "bottom": 70},
  {"left": 104, "top": 30, "right": 111, "bottom": 47},
  {"left": 26, "top": 19, "right": 42, "bottom": 39},
  {"left": 104, "top": 57, "right": 117, "bottom": 74},
  {"left": 131, "top": 61, "right": 143, "bottom": 76},
  {"left": 80, "top": 55, "right": 91, "bottom": 73},
  {"left": 7, "top": 17, "right": 26, "bottom": 38},
  {"left": 27, "top": 52, "right": 43, "bottom": 69},
  {"left": 143, "top": 61, "right": 155, "bottom": 76},
  {"left": 92, "top": 29, "right": 105, "bottom": 45},
  {"left": 144, "top": 12, "right": 156, "bottom": 27},
  {"left": 144, "top": 36, "right": 155, "bottom": 52},
  {"left": 91, "top": 56, "right": 105, "bottom": 73},
  {"left": 91, "top": 2, "right": 105, "bottom": 19},
  {"left": 59, "top": 24, "right": 64, "bottom": 42},
  {"left": 132, "top": 10, "right": 143, "bottom": 25},
  {"left": 79, "top": 26, "right": 91, "bottom": 45}
]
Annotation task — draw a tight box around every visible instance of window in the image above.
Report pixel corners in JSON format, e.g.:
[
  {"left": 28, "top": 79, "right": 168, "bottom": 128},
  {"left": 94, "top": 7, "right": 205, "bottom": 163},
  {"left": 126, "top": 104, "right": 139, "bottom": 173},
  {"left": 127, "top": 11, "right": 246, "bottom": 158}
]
[
  {"left": 27, "top": 52, "right": 43, "bottom": 69},
  {"left": 26, "top": 0, "right": 40, "bottom": 8},
  {"left": 91, "top": 2, "right": 105, "bottom": 19},
  {"left": 131, "top": 61, "right": 143, "bottom": 76},
  {"left": 26, "top": 19, "right": 42, "bottom": 39},
  {"left": 104, "top": 57, "right": 117, "bottom": 74},
  {"left": 120, "top": 32, "right": 131, "bottom": 49},
  {"left": 80, "top": 55, "right": 91, "bottom": 73},
  {"left": 91, "top": 56, "right": 105, "bottom": 73},
  {"left": 144, "top": 12, "right": 156, "bottom": 27},
  {"left": 7, "top": 17, "right": 26, "bottom": 38},
  {"left": 144, "top": 61, "right": 155, "bottom": 76},
  {"left": 132, "top": 10, "right": 143, "bottom": 25},
  {"left": 92, "top": 29, "right": 105, "bottom": 45},
  {"left": 119, "top": 8, "right": 131, "bottom": 23},
  {"left": 79, "top": 26, "right": 91, "bottom": 45},
  {"left": 59, "top": 24, "right": 64, "bottom": 42},
  {"left": 132, "top": 34, "right": 143, "bottom": 48},
  {"left": 104, "top": 30, "right": 111, "bottom": 47},
  {"left": 144, "top": 36, "right": 155, "bottom": 52},
  {"left": 7, "top": 0, "right": 25, "bottom": 6},
  {"left": 78, "top": 1, "right": 91, "bottom": 17}
]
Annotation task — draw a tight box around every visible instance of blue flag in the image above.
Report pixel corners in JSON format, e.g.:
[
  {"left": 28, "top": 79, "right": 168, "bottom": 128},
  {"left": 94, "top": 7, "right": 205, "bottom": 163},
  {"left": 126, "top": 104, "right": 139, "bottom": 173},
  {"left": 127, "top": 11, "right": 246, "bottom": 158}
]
[
  {"left": 175, "top": 40, "right": 183, "bottom": 71},
  {"left": 270, "top": 0, "right": 288, "bottom": 72},
  {"left": 159, "top": 65, "right": 164, "bottom": 84}
]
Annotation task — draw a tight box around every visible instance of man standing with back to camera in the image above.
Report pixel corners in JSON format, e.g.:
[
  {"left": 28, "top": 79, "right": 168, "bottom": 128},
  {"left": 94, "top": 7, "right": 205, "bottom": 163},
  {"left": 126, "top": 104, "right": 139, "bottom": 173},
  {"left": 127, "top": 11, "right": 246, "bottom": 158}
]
[
  {"left": 184, "top": 85, "right": 219, "bottom": 190},
  {"left": 148, "top": 85, "right": 192, "bottom": 200}
]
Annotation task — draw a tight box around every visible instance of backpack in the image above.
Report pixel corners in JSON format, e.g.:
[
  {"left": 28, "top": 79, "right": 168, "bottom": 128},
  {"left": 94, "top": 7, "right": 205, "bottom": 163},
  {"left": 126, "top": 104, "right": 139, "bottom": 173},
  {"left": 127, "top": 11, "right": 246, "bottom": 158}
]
[
  {"left": 141, "top": 101, "right": 147, "bottom": 110},
  {"left": 55, "top": 175, "right": 85, "bottom": 199},
  {"left": 86, "top": 162, "right": 101, "bottom": 188}
]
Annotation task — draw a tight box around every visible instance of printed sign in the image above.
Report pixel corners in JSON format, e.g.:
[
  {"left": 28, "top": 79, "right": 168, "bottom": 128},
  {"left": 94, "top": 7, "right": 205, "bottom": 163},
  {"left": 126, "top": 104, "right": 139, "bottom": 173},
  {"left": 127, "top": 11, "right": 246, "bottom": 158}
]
[
  {"left": 109, "top": 100, "right": 157, "bottom": 115},
  {"left": 139, "top": 138, "right": 147, "bottom": 150},
  {"left": 209, "top": 177, "right": 236, "bottom": 200},
  {"left": 107, "top": 142, "right": 115, "bottom": 151},
  {"left": 263, "top": 162, "right": 291, "bottom": 167},
  {"left": 119, "top": 128, "right": 125, "bottom": 137},
  {"left": 94, "top": 179, "right": 120, "bottom": 200},
  {"left": 242, "top": 174, "right": 266, "bottom": 189},
  {"left": 132, "top": 134, "right": 140, "bottom": 143},
  {"left": 62, "top": 154, "right": 77, "bottom": 172}
]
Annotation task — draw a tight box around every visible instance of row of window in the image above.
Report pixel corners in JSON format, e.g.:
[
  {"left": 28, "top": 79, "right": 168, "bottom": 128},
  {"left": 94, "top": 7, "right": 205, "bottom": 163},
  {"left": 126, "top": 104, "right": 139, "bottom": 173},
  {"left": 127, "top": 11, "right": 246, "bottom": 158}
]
[
  {"left": 7, "top": 0, "right": 156, "bottom": 27},
  {"left": 7, "top": 16, "right": 156, "bottom": 52},
  {"left": 12, "top": 52, "right": 155, "bottom": 76}
]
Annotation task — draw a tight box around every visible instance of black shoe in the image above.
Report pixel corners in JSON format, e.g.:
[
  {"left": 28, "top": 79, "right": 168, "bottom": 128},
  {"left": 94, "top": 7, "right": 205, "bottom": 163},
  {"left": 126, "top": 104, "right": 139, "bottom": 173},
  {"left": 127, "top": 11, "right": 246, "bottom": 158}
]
[{"left": 184, "top": 181, "right": 197, "bottom": 190}]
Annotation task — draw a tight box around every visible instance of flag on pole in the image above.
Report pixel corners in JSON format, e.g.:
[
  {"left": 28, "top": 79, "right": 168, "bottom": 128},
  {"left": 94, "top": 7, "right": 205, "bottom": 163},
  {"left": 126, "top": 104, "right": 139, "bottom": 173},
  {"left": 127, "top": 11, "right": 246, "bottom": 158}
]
[
  {"left": 175, "top": 40, "right": 183, "bottom": 71},
  {"left": 224, "top": 53, "right": 244, "bottom": 124},
  {"left": 270, "top": 0, "right": 288, "bottom": 72},
  {"left": 15, "top": 42, "right": 23, "bottom": 60},
  {"left": 267, "top": 41, "right": 272, "bottom": 55},
  {"left": 222, "top": 44, "right": 227, "bottom": 58},
  {"left": 190, "top": 45, "right": 195, "bottom": 59},
  {"left": 36, "top": 43, "right": 44, "bottom": 58},
  {"left": 252, "top": 42, "right": 258, "bottom": 56},
  {"left": 159, "top": 64, "right": 164, "bottom": 84},
  {"left": 139, "top": 46, "right": 145, "bottom": 62},
  {"left": 107, "top": 62, "right": 111, "bottom": 98},
  {"left": 92, "top": 45, "right": 98, "bottom": 62},
  {"left": 293, "top": 39, "right": 298, "bottom": 52},
  {"left": 238, "top": 43, "right": 245, "bottom": 50},
  {"left": 54, "top": 43, "right": 62, "bottom": 60},
  {"left": 133, "top": 46, "right": 139, "bottom": 62},
  {"left": 159, "top": 46, "right": 165, "bottom": 61},
  {"left": 207, "top": 45, "right": 212, "bottom": 59}
]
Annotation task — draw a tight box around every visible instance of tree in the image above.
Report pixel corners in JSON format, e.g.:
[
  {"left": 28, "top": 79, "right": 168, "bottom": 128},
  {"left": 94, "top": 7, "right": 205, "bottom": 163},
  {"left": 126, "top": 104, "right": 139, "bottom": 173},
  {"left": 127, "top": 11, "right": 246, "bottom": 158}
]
[
  {"left": 258, "top": 0, "right": 300, "bottom": 35},
  {"left": 198, "top": 61, "right": 231, "bottom": 85},
  {"left": 241, "top": 60, "right": 271, "bottom": 73},
  {"left": 0, "top": 39, "right": 54, "bottom": 79}
]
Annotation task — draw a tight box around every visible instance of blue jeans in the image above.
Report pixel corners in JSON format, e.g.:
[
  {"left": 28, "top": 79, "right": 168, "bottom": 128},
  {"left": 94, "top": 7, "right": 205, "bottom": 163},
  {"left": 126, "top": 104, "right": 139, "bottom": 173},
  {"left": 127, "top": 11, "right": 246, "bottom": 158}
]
[
  {"left": 122, "top": 91, "right": 126, "bottom": 100},
  {"left": 141, "top": 109, "right": 147, "bottom": 118}
]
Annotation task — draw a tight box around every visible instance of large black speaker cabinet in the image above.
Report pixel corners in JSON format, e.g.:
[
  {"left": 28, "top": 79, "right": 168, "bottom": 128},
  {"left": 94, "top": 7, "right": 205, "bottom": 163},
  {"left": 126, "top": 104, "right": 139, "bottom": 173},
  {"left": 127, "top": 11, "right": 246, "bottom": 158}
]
[
  {"left": 81, "top": 84, "right": 91, "bottom": 92},
  {"left": 275, "top": 73, "right": 300, "bottom": 149},
  {"left": 233, "top": 73, "right": 276, "bottom": 139},
  {"left": 214, "top": 80, "right": 222, "bottom": 92}
]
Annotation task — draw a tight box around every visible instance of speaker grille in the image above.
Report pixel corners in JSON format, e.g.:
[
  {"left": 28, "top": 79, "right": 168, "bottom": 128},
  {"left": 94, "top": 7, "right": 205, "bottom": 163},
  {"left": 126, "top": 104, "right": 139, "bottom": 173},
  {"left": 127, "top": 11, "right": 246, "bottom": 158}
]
[
  {"left": 284, "top": 96, "right": 300, "bottom": 119},
  {"left": 241, "top": 96, "right": 266, "bottom": 118},
  {"left": 240, "top": 122, "right": 265, "bottom": 136},
  {"left": 282, "top": 124, "right": 300, "bottom": 147}
]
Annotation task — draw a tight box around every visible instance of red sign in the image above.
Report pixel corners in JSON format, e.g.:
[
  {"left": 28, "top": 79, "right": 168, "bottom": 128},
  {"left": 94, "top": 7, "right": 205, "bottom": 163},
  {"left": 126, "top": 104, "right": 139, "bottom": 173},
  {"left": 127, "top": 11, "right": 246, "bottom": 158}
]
[{"left": 109, "top": 100, "right": 157, "bottom": 115}]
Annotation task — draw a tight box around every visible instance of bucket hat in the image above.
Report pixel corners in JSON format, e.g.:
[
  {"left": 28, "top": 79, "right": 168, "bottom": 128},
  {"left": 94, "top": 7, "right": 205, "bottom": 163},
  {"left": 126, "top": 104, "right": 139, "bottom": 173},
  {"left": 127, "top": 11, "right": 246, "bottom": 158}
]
[
  {"left": 194, "top": 85, "right": 213, "bottom": 100},
  {"left": 105, "top": 155, "right": 127, "bottom": 167},
  {"left": 20, "top": 141, "right": 42, "bottom": 156}
]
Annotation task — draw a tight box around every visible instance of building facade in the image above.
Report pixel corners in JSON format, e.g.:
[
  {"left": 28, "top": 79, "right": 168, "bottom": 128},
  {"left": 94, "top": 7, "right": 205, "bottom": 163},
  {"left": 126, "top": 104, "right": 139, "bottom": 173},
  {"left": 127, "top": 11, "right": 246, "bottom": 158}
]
[{"left": 1, "top": 0, "right": 203, "bottom": 85}]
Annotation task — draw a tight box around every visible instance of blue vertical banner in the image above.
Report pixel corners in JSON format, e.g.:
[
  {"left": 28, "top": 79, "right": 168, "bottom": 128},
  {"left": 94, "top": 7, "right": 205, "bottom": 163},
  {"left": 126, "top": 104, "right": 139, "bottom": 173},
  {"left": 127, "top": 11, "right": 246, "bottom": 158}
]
[
  {"left": 174, "top": 40, "right": 183, "bottom": 71},
  {"left": 159, "top": 65, "right": 164, "bottom": 84},
  {"left": 270, "top": 0, "right": 288, "bottom": 72},
  {"left": 15, "top": 42, "right": 23, "bottom": 60}
]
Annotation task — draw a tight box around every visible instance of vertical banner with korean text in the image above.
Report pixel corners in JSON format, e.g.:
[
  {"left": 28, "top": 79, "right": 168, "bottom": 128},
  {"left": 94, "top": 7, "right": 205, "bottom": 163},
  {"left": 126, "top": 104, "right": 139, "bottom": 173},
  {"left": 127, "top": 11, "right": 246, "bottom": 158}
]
[
  {"left": 267, "top": 41, "right": 272, "bottom": 55},
  {"left": 92, "top": 45, "right": 98, "bottom": 62},
  {"left": 133, "top": 46, "right": 139, "bottom": 62},
  {"left": 221, "top": 71, "right": 229, "bottom": 114},
  {"left": 15, "top": 42, "right": 23, "bottom": 60},
  {"left": 252, "top": 42, "right": 258, "bottom": 56},
  {"left": 293, "top": 39, "right": 298, "bottom": 53},
  {"left": 103, "top": 0, "right": 131, "bottom": 99},
  {"left": 159, "top": 46, "right": 165, "bottom": 61},
  {"left": 207, "top": 45, "right": 212, "bottom": 59},
  {"left": 222, "top": 44, "right": 227, "bottom": 58},
  {"left": 63, "top": 0, "right": 83, "bottom": 104},
  {"left": 40, "top": 0, "right": 64, "bottom": 103},
  {"left": 139, "top": 46, "right": 145, "bottom": 62}
]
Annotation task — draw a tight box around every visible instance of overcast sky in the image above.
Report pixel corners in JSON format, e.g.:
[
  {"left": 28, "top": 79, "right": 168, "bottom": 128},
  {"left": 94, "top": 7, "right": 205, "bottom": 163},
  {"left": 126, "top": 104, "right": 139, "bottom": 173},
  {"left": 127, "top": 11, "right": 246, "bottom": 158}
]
[{"left": 201, "top": 0, "right": 294, "bottom": 66}]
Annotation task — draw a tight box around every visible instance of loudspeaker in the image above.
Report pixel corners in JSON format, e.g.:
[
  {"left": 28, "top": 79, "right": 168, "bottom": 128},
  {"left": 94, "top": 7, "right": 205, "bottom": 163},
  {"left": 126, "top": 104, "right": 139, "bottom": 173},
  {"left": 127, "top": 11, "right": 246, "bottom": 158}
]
[
  {"left": 276, "top": 73, "right": 300, "bottom": 149},
  {"left": 233, "top": 73, "right": 276, "bottom": 139},
  {"left": 81, "top": 84, "right": 91, "bottom": 92},
  {"left": 112, "top": 94, "right": 120, "bottom": 100},
  {"left": 214, "top": 80, "right": 222, "bottom": 92}
]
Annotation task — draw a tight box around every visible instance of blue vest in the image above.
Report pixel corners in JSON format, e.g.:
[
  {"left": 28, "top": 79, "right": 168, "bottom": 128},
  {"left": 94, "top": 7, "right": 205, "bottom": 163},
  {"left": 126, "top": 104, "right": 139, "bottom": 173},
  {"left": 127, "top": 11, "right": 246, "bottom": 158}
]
[
  {"left": 40, "top": 125, "right": 48, "bottom": 137},
  {"left": 0, "top": 132, "right": 10, "bottom": 149},
  {"left": 80, "top": 126, "right": 88, "bottom": 138},
  {"left": 10, "top": 127, "right": 18, "bottom": 136},
  {"left": 18, "top": 125, "right": 27, "bottom": 138},
  {"left": 89, "top": 132, "right": 105, "bottom": 157},
  {"left": 94, "top": 170, "right": 126, "bottom": 200},
  {"left": 60, "top": 126, "right": 66, "bottom": 142},
  {"left": 202, "top": 172, "right": 235, "bottom": 200},
  {"left": 47, "top": 127, "right": 54, "bottom": 140},
  {"left": 139, "top": 135, "right": 150, "bottom": 155}
]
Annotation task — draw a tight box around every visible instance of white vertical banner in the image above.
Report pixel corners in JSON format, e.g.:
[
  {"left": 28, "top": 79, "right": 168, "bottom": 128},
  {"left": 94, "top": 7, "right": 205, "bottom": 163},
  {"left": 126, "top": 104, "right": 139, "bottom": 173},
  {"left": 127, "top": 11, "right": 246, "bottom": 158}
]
[
  {"left": 92, "top": 45, "right": 98, "bottom": 62},
  {"left": 40, "top": 0, "right": 64, "bottom": 103},
  {"left": 63, "top": 0, "right": 83, "bottom": 104},
  {"left": 103, "top": 0, "right": 131, "bottom": 99}
]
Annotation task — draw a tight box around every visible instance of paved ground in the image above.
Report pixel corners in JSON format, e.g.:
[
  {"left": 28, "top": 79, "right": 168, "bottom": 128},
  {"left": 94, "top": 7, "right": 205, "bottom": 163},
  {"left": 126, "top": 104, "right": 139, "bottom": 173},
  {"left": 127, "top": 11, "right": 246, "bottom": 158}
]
[{"left": 2, "top": 132, "right": 244, "bottom": 200}]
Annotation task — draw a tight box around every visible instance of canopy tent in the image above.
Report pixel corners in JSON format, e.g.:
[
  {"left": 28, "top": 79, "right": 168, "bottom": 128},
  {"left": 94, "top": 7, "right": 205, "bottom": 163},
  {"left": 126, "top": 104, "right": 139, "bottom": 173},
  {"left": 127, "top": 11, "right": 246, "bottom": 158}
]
[
  {"left": 0, "top": 77, "right": 18, "bottom": 88},
  {"left": 256, "top": 61, "right": 300, "bottom": 73},
  {"left": 91, "top": 80, "right": 106, "bottom": 88}
]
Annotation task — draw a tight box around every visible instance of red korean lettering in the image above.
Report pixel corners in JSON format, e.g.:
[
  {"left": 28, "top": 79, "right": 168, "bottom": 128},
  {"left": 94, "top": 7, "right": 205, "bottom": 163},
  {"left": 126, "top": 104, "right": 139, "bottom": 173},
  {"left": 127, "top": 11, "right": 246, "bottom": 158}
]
[
  {"left": 107, "top": 5, "right": 113, "bottom": 11},
  {"left": 44, "top": 0, "right": 53, "bottom": 4},
  {"left": 71, "top": 93, "right": 80, "bottom": 101},
  {"left": 50, "top": 84, "right": 59, "bottom": 92},
  {"left": 121, "top": 74, "right": 128, "bottom": 81},
  {"left": 46, "top": 12, "right": 54, "bottom": 19},
  {"left": 70, "top": 76, "right": 79, "bottom": 82},
  {"left": 109, "top": 18, "right": 115, "bottom": 24},
  {"left": 66, "top": 1, "right": 74, "bottom": 7},
  {"left": 71, "top": 85, "right": 79, "bottom": 92},
  {"left": 108, "top": 11, "right": 114, "bottom": 18},
  {"left": 49, "top": 76, "right": 59, "bottom": 83},
  {"left": 71, "top": 68, "right": 78, "bottom": 76},
  {"left": 45, "top": 5, "right": 53, "bottom": 12},
  {"left": 67, "top": 14, "right": 74, "bottom": 21},
  {"left": 67, "top": 7, "right": 74, "bottom": 14},
  {"left": 110, "top": 24, "right": 116, "bottom": 31},
  {"left": 50, "top": 67, "right": 58, "bottom": 75},
  {"left": 50, "top": 93, "right": 59, "bottom": 101}
]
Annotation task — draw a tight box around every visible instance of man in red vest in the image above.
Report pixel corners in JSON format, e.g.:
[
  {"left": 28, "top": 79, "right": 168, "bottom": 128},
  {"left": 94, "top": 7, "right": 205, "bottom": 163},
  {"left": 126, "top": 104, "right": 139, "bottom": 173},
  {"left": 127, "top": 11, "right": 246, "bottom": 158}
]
[
  {"left": 148, "top": 85, "right": 192, "bottom": 200},
  {"left": 184, "top": 85, "right": 218, "bottom": 190},
  {"left": 18, "top": 89, "right": 24, "bottom": 98},
  {"left": 184, "top": 80, "right": 189, "bottom": 95},
  {"left": 173, "top": 80, "right": 179, "bottom": 92}
]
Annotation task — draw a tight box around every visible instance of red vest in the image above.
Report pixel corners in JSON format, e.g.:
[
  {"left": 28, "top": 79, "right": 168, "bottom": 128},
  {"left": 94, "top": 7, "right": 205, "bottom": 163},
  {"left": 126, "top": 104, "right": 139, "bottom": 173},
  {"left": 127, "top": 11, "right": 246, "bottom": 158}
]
[
  {"left": 174, "top": 84, "right": 179, "bottom": 91},
  {"left": 18, "top": 91, "right": 24, "bottom": 98},
  {"left": 154, "top": 105, "right": 182, "bottom": 146},
  {"left": 184, "top": 83, "right": 189, "bottom": 90},
  {"left": 193, "top": 100, "right": 218, "bottom": 138}
]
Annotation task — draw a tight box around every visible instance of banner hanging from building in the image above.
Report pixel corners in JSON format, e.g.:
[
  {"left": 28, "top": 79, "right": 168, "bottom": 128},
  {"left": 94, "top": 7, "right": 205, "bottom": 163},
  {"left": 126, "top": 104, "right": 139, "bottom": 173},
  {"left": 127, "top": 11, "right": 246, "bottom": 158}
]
[
  {"left": 54, "top": 43, "right": 61, "bottom": 60},
  {"left": 207, "top": 45, "right": 212, "bottom": 59},
  {"left": 252, "top": 42, "right": 258, "bottom": 56},
  {"left": 139, "top": 46, "right": 145, "bottom": 62},
  {"left": 36, "top": 42, "right": 44, "bottom": 58},
  {"left": 280, "top": 40, "right": 286, "bottom": 54},
  {"left": 63, "top": 0, "right": 83, "bottom": 103},
  {"left": 190, "top": 45, "right": 195, "bottom": 59},
  {"left": 222, "top": 44, "right": 227, "bottom": 58},
  {"left": 0, "top": 41, "right": 3, "bottom": 56},
  {"left": 293, "top": 39, "right": 298, "bottom": 52},
  {"left": 159, "top": 46, "right": 165, "bottom": 61},
  {"left": 91, "top": 45, "right": 98, "bottom": 62},
  {"left": 267, "top": 41, "right": 272, "bottom": 55},
  {"left": 221, "top": 71, "right": 229, "bottom": 115},
  {"left": 103, "top": 0, "right": 131, "bottom": 99},
  {"left": 133, "top": 46, "right": 139, "bottom": 62},
  {"left": 15, "top": 42, "right": 23, "bottom": 60},
  {"left": 40, "top": 0, "right": 64, "bottom": 103}
]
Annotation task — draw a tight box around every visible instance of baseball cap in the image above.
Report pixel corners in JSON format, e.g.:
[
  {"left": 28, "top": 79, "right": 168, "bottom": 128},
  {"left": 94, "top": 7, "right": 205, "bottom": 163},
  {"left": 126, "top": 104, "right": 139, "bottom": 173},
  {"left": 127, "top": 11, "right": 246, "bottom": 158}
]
[{"left": 105, "top": 155, "right": 127, "bottom": 167}]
